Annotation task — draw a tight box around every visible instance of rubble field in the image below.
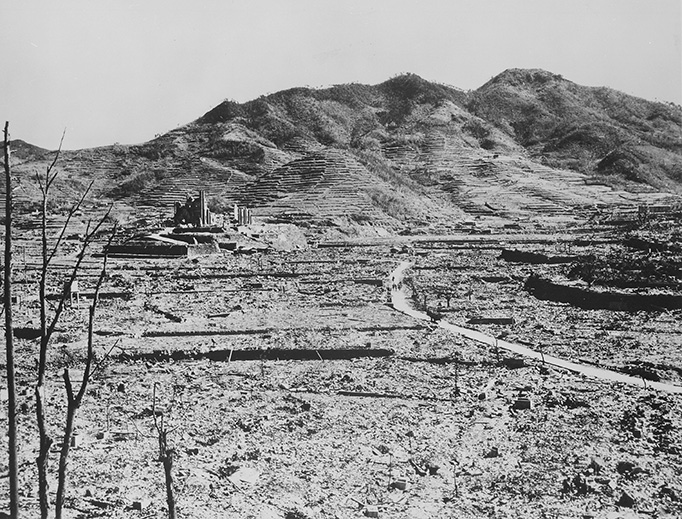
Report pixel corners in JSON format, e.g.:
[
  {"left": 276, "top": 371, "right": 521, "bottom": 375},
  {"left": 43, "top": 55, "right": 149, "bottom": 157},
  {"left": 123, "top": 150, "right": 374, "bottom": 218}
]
[{"left": 1, "top": 217, "right": 681, "bottom": 519}]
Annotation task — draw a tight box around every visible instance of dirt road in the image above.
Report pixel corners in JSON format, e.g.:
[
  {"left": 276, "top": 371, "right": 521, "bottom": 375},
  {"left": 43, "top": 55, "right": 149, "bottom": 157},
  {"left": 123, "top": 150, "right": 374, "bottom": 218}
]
[{"left": 391, "top": 261, "right": 682, "bottom": 394}]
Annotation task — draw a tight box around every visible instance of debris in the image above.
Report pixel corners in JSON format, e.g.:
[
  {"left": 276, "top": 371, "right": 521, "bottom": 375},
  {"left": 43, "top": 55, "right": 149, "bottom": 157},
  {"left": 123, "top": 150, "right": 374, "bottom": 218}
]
[
  {"left": 426, "top": 308, "right": 444, "bottom": 322},
  {"left": 617, "top": 490, "right": 636, "bottom": 508},
  {"left": 283, "top": 510, "right": 312, "bottom": 519},
  {"left": 121, "top": 347, "right": 395, "bottom": 362},
  {"left": 229, "top": 467, "right": 260, "bottom": 485},
  {"left": 480, "top": 275, "right": 510, "bottom": 283},
  {"left": 484, "top": 447, "right": 499, "bottom": 458},
  {"left": 658, "top": 483, "right": 679, "bottom": 501},
  {"left": 410, "top": 459, "right": 427, "bottom": 476},
  {"left": 587, "top": 458, "right": 604, "bottom": 475},
  {"left": 513, "top": 397, "right": 532, "bottom": 410},
  {"left": 616, "top": 461, "right": 644, "bottom": 479},
  {"left": 144, "top": 302, "right": 183, "bottom": 323},
  {"left": 426, "top": 460, "right": 440, "bottom": 475},
  {"left": 110, "top": 430, "right": 137, "bottom": 441},
  {"left": 86, "top": 498, "right": 116, "bottom": 509},
  {"left": 9, "top": 192, "right": 681, "bottom": 518},
  {"left": 524, "top": 275, "right": 682, "bottom": 311},
  {"left": 392, "top": 478, "right": 408, "bottom": 491},
  {"left": 623, "top": 237, "right": 678, "bottom": 253},
  {"left": 131, "top": 498, "right": 151, "bottom": 510},
  {"left": 572, "top": 474, "right": 589, "bottom": 495},
  {"left": 500, "top": 249, "right": 581, "bottom": 264},
  {"left": 12, "top": 327, "right": 42, "bottom": 340},
  {"left": 105, "top": 235, "right": 189, "bottom": 257},
  {"left": 499, "top": 357, "right": 525, "bottom": 369},
  {"left": 467, "top": 317, "right": 515, "bottom": 325},
  {"left": 621, "top": 363, "right": 661, "bottom": 382}
]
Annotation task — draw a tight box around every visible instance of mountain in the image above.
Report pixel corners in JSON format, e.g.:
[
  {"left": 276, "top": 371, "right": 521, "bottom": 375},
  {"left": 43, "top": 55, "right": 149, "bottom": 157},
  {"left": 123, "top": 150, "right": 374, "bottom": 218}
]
[
  {"left": 7, "top": 139, "right": 50, "bottom": 161},
  {"left": 468, "top": 69, "right": 682, "bottom": 190},
  {"left": 6, "top": 70, "right": 682, "bottom": 232}
]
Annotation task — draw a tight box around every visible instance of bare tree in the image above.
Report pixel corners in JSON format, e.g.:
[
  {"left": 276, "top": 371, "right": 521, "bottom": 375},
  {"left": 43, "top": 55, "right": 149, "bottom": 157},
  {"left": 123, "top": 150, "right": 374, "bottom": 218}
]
[
  {"left": 54, "top": 225, "right": 116, "bottom": 519},
  {"left": 34, "top": 131, "right": 72, "bottom": 519},
  {"left": 3, "top": 121, "right": 20, "bottom": 518},
  {"left": 32, "top": 133, "right": 114, "bottom": 518},
  {"left": 153, "top": 383, "right": 177, "bottom": 519}
]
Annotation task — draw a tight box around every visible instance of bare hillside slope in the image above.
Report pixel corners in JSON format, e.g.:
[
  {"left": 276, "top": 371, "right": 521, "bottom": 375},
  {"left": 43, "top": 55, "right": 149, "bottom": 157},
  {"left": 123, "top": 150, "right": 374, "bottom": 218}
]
[{"left": 5, "top": 70, "right": 681, "bottom": 230}]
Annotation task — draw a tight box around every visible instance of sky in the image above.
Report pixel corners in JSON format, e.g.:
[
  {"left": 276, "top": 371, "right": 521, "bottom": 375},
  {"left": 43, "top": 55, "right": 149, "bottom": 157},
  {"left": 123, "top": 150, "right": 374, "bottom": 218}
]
[{"left": 1, "top": 0, "right": 680, "bottom": 150}]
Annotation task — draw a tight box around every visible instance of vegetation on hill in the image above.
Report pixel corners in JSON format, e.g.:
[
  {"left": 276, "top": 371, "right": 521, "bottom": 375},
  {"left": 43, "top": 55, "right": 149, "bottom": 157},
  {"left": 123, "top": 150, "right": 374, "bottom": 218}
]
[
  {"left": 196, "top": 70, "right": 682, "bottom": 194},
  {"left": 468, "top": 68, "right": 682, "bottom": 190},
  {"left": 8, "top": 139, "right": 49, "bottom": 161},
  {"left": 9, "top": 69, "right": 682, "bottom": 228}
]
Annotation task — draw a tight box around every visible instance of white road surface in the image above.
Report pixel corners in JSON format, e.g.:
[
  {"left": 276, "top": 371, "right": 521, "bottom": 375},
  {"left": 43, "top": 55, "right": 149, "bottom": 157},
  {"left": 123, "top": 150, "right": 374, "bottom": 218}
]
[{"left": 390, "top": 261, "right": 682, "bottom": 394}]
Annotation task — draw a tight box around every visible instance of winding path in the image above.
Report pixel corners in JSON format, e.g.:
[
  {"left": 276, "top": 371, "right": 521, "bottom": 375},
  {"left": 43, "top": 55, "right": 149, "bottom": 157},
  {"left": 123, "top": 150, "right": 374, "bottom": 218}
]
[{"left": 391, "top": 261, "right": 682, "bottom": 394}]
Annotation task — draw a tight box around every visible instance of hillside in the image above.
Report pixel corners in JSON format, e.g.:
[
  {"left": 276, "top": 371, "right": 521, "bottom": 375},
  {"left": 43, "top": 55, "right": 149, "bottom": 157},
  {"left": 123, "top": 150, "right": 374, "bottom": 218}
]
[
  {"left": 468, "top": 69, "right": 682, "bottom": 190},
  {"left": 5, "top": 70, "right": 682, "bottom": 231}
]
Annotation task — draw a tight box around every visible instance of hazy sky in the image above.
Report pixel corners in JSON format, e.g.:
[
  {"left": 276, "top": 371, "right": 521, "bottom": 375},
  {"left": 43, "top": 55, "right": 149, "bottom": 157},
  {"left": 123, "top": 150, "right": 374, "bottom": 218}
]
[{"left": 1, "top": 0, "right": 680, "bottom": 150}]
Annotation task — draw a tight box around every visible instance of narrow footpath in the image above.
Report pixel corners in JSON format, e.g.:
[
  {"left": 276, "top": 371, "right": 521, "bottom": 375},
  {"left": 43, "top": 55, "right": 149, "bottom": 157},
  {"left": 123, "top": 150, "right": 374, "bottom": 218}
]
[{"left": 391, "top": 261, "right": 682, "bottom": 394}]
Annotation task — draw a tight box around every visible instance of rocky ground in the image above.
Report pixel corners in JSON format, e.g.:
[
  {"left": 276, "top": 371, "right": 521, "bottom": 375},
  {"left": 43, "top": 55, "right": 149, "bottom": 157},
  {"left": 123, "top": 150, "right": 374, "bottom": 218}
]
[{"left": 0, "top": 215, "right": 681, "bottom": 519}]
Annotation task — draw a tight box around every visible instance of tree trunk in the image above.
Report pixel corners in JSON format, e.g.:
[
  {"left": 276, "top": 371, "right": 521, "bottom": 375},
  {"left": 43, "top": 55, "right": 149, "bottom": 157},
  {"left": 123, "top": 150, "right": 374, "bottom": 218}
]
[
  {"left": 35, "top": 386, "right": 52, "bottom": 519},
  {"left": 54, "top": 395, "right": 77, "bottom": 519},
  {"left": 4, "top": 121, "right": 20, "bottom": 518},
  {"left": 36, "top": 150, "right": 51, "bottom": 519},
  {"left": 162, "top": 450, "right": 176, "bottom": 519}
]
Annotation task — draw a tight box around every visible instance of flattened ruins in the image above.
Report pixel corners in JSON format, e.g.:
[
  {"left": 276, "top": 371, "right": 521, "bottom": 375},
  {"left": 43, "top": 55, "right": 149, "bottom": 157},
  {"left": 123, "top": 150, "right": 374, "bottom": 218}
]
[{"left": 2, "top": 70, "right": 682, "bottom": 518}]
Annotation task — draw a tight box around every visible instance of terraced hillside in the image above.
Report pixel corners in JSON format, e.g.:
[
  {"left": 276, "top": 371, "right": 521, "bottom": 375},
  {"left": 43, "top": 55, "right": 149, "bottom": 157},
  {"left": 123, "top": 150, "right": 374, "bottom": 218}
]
[{"left": 5, "top": 70, "right": 681, "bottom": 230}]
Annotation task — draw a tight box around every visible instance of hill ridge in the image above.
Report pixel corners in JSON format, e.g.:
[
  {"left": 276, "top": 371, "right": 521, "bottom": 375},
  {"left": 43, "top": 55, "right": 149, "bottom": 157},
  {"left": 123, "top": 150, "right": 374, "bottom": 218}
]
[{"left": 5, "top": 69, "right": 682, "bottom": 231}]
